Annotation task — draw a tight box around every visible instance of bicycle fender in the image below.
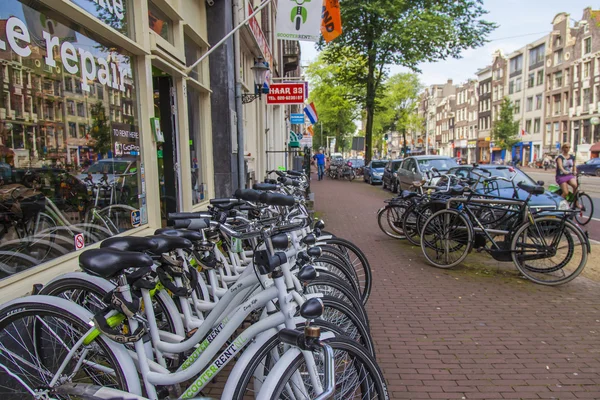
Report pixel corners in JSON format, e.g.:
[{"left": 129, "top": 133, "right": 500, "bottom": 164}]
[{"left": 42, "top": 271, "right": 116, "bottom": 293}]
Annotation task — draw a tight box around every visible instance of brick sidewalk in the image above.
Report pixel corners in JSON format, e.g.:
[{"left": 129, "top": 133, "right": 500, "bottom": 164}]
[{"left": 311, "top": 175, "right": 600, "bottom": 399}]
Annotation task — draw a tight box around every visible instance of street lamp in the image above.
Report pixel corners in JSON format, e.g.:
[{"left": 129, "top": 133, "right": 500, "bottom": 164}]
[
  {"left": 591, "top": 116, "right": 600, "bottom": 144},
  {"left": 242, "top": 57, "right": 270, "bottom": 104}
]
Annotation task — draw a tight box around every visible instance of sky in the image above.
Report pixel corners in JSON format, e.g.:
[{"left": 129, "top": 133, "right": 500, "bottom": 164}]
[{"left": 300, "top": 0, "right": 594, "bottom": 87}]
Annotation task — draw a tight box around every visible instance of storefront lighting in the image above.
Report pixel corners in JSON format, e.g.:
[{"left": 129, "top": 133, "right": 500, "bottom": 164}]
[{"left": 242, "top": 58, "right": 269, "bottom": 104}]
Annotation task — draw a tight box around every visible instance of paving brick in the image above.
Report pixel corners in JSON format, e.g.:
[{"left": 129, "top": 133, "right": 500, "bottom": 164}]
[{"left": 312, "top": 177, "right": 600, "bottom": 399}]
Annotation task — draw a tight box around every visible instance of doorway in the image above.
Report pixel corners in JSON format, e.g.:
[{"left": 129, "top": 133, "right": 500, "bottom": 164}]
[{"left": 153, "top": 70, "right": 180, "bottom": 226}]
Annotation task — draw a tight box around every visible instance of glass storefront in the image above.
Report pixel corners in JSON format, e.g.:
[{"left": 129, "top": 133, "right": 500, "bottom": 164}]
[{"left": 0, "top": 0, "right": 143, "bottom": 279}]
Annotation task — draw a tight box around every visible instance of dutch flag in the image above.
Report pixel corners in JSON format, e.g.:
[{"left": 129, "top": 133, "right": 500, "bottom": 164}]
[{"left": 304, "top": 102, "right": 318, "bottom": 125}]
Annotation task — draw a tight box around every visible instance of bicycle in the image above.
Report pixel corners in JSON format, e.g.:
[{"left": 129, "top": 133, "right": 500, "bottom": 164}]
[
  {"left": 548, "top": 172, "right": 594, "bottom": 225},
  {"left": 420, "top": 169, "right": 590, "bottom": 285}
]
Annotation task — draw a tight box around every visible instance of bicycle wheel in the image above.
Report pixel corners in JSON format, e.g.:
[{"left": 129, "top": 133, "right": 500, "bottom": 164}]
[
  {"left": 511, "top": 216, "right": 588, "bottom": 285},
  {"left": 402, "top": 202, "right": 440, "bottom": 246},
  {"left": 94, "top": 205, "right": 137, "bottom": 235},
  {"left": 574, "top": 193, "right": 594, "bottom": 226},
  {"left": 421, "top": 209, "right": 472, "bottom": 269},
  {"left": 319, "top": 296, "right": 374, "bottom": 355},
  {"left": 0, "top": 295, "right": 140, "bottom": 398},
  {"left": 313, "top": 255, "right": 361, "bottom": 298},
  {"left": 305, "top": 274, "right": 369, "bottom": 325},
  {"left": 266, "top": 337, "right": 388, "bottom": 400},
  {"left": 377, "top": 204, "right": 407, "bottom": 239},
  {"left": 318, "top": 237, "right": 372, "bottom": 304}
]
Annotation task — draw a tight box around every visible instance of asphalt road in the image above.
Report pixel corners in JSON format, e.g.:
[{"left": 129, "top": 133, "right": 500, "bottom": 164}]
[{"left": 518, "top": 167, "right": 600, "bottom": 241}]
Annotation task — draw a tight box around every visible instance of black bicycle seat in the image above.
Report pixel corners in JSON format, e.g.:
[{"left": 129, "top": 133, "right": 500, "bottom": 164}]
[
  {"left": 154, "top": 228, "right": 203, "bottom": 242},
  {"left": 517, "top": 182, "right": 545, "bottom": 195},
  {"left": 100, "top": 236, "right": 159, "bottom": 253},
  {"left": 79, "top": 248, "right": 153, "bottom": 279},
  {"left": 149, "top": 235, "right": 193, "bottom": 254}
]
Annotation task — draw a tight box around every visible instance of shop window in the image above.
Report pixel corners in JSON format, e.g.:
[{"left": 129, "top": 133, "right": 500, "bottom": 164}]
[
  {"left": 0, "top": 0, "right": 144, "bottom": 280},
  {"left": 187, "top": 86, "right": 206, "bottom": 204},
  {"left": 71, "top": 0, "right": 134, "bottom": 38},
  {"left": 185, "top": 35, "right": 204, "bottom": 82},
  {"left": 148, "top": 2, "right": 173, "bottom": 44}
]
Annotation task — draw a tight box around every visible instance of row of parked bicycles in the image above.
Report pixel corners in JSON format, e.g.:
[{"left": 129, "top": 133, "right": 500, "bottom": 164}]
[
  {"left": 377, "top": 165, "right": 591, "bottom": 286},
  {"left": 0, "top": 169, "right": 388, "bottom": 400}
]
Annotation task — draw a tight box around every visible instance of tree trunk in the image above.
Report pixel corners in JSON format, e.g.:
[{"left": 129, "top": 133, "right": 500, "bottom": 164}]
[
  {"left": 365, "top": 63, "right": 376, "bottom": 164},
  {"left": 402, "top": 129, "right": 407, "bottom": 156}
]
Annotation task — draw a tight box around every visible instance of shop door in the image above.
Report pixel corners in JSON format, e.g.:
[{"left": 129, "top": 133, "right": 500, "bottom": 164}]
[{"left": 153, "top": 74, "right": 181, "bottom": 226}]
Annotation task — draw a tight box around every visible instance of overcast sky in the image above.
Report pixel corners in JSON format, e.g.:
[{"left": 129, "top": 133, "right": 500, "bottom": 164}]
[{"left": 301, "top": 0, "right": 593, "bottom": 87}]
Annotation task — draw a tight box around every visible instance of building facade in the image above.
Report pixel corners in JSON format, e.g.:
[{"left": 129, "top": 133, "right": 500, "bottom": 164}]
[{"left": 476, "top": 66, "right": 492, "bottom": 162}]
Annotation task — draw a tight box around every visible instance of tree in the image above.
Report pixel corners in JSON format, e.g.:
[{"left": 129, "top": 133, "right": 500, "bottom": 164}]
[
  {"left": 88, "top": 102, "right": 112, "bottom": 157},
  {"left": 492, "top": 97, "right": 520, "bottom": 155},
  {"left": 320, "top": 0, "right": 496, "bottom": 163},
  {"left": 373, "top": 73, "right": 423, "bottom": 156},
  {"left": 305, "top": 50, "right": 361, "bottom": 152}
]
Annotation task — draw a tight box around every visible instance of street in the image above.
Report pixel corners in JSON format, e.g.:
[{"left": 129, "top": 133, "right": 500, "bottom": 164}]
[
  {"left": 311, "top": 174, "right": 600, "bottom": 399},
  {"left": 521, "top": 167, "right": 600, "bottom": 242}
]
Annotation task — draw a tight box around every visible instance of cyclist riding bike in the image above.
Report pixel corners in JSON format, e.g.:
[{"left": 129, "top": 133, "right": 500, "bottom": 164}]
[{"left": 555, "top": 142, "right": 579, "bottom": 207}]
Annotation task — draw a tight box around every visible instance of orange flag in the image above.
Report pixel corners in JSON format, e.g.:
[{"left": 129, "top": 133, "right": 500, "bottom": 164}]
[
  {"left": 321, "top": 0, "right": 342, "bottom": 43},
  {"left": 307, "top": 125, "right": 314, "bottom": 136}
]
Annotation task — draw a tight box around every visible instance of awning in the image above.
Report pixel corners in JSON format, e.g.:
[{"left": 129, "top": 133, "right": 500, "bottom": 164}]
[{"left": 590, "top": 142, "right": 600, "bottom": 152}]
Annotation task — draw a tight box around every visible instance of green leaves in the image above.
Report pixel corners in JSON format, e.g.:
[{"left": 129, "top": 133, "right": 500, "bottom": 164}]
[
  {"left": 492, "top": 97, "right": 520, "bottom": 150},
  {"left": 88, "top": 102, "right": 112, "bottom": 157}
]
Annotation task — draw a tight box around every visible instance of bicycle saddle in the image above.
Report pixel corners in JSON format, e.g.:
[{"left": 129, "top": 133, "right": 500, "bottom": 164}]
[
  {"left": 154, "top": 228, "right": 203, "bottom": 242},
  {"left": 79, "top": 248, "right": 153, "bottom": 278},
  {"left": 400, "top": 190, "right": 418, "bottom": 200},
  {"left": 100, "top": 236, "right": 159, "bottom": 253},
  {"left": 517, "top": 182, "right": 545, "bottom": 195},
  {"left": 235, "top": 188, "right": 262, "bottom": 202},
  {"left": 253, "top": 183, "right": 279, "bottom": 191},
  {"left": 148, "top": 235, "right": 193, "bottom": 254}
]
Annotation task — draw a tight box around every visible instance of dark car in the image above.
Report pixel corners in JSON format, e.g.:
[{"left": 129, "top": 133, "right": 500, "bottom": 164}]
[
  {"left": 382, "top": 159, "right": 403, "bottom": 192},
  {"left": 363, "top": 160, "right": 387, "bottom": 185},
  {"left": 447, "top": 165, "right": 569, "bottom": 211},
  {"left": 397, "top": 156, "right": 458, "bottom": 190},
  {"left": 576, "top": 158, "right": 600, "bottom": 176}
]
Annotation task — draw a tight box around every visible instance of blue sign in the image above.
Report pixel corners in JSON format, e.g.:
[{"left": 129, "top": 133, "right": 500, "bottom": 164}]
[
  {"left": 131, "top": 210, "right": 141, "bottom": 227},
  {"left": 290, "top": 113, "right": 305, "bottom": 124}
]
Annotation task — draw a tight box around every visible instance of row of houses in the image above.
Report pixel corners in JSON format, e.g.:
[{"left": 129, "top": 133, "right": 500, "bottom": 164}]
[{"left": 415, "top": 8, "right": 600, "bottom": 165}]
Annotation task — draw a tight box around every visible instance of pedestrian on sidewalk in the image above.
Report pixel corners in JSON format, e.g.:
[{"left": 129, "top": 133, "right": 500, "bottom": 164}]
[{"left": 313, "top": 149, "right": 326, "bottom": 181}]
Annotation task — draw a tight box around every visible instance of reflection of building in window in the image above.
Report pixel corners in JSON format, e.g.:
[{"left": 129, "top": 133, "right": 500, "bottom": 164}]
[{"left": 148, "top": 2, "right": 172, "bottom": 43}]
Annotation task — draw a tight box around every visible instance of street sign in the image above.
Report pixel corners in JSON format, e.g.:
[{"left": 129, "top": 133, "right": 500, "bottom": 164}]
[
  {"left": 290, "top": 113, "right": 305, "bottom": 124},
  {"left": 131, "top": 210, "right": 141, "bottom": 227},
  {"left": 300, "top": 135, "right": 313, "bottom": 148},
  {"left": 74, "top": 233, "right": 85, "bottom": 251},
  {"left": 267, "top": 83, "right": 306, "bottom": 104}
]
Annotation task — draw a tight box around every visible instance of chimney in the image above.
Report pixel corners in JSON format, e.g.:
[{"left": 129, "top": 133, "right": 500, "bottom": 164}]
[{"left": 447, "top": 79, "right": 453, "bottom": 85}]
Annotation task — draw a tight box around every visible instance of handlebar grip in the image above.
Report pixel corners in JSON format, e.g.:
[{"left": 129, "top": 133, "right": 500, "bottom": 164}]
[
  {"left": 234, "top": 188, "right": 262, "bottom": 202},
  {"left": 286, "top": 170, "right": 304, "bottom": 177},
  {"left": 253, "top": 183, "right": 279, "bottom": 191},
  {"left": 168, "top": 212, "right": 209, "bottom": 220},
  {"left": 259, "top": 192, "right": 296, "bottom": 207},
  {"left": 173, "top": 218, "right": 210, "bottom": 230},
  {"left": 172, "top": 219, "right": 192, "bottom": 229},
  {"left": 210, "top": 198, "right": 237, "bottom": 205},
  {"left": 275, "top": 170, "right": 285, "bottom": 177}
]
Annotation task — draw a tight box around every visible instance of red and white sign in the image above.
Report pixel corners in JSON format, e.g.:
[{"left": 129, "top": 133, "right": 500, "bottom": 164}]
[
  {"left": 267, "top": 83, "right": 306, "bottom": 104},
  {"left": 247, "top": 2, "right": 273, "bottom": 69},
  {"left": 74, "top": 233, "right": 85, "bottom": 250}
]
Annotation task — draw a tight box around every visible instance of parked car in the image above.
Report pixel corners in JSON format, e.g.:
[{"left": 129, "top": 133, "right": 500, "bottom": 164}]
[
  {"left": 576, "top": 158, "right": 600, "bottom": 176},
  {"left": 446, "top": 165, "right": 569, "bottom": 211},
  {"left": 75, "top": 157, "right": 138, "bottom": 206},
  {"left": 363, "top": 160, "right": 387, "bottom": 185},
  {"left": 382, "top": 159, "right": 403, "bottom": 192},
  {"left": 397, "top": 155, "right": 458, "bottom": 191}
]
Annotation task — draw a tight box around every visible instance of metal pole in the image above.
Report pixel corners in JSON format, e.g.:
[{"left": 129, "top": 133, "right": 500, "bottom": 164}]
[
  {"left": 320, "top": 121, "right": 323, "bottom": 149},
  {"left": 233, "top": 0, "right": 246, "bottom": 189},
  {"left": 186, "top": 0, "right": 273, "bottom": 73}
]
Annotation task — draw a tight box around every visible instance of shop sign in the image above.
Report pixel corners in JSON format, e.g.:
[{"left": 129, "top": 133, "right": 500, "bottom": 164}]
[
  {"left": 112, "top": 122, "right": 140, "bottom": 157},
  {"left": 300, "top": 135, "right": 313, "bottom": 148},
  {"left": 0, "top": 15, "right": 132, "bottom": 94},
  {"left": 247, "top": 1, "right": 273, "bottom": 69},
  {"left": 290, "top": 113, "right": 305, "bottom": 124},
  {"left": 267, "top": 83, "right": 306, "bottom": 104},
  {"left": 131, "top": 209, "right": 141, "bottom": 227},
  {"left": 467, "top": 140, "right": 477, "bottom": 148}
]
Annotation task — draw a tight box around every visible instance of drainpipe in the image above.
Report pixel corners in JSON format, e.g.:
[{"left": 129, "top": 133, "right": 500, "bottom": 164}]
[{"left": 232, "top": 0, "right": 245, "bottom": 189}]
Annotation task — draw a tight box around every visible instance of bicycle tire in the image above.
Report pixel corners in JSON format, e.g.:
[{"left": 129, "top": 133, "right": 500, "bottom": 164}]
[
  {"left": 317, "top": 237, "right": 372, "bottom": 304},
  {"left": 265, "top": 337, "right": 388, "bottom": 400},
  {"left": 94, "top": 204, "right": 138, "bottom": 235},
  {"left": 229, "top": 320, "right": 366, "bottom": 400},
  {"left": 305, "top": 274, "right": 369, "bottom": 326},
  {"left": 377, "top": 204, "right": 407, "bottom": 239},
  {"left": 421, "top": 209, "right": 473, "bottom": 269},
  {"left": 319, "top": 296, "right": 373, "bottom": 354},
  {"left": 511, "top": 217, "right": 588, "bottom": 285},
  {"left": 313, "top": 254, "right": 361, "bottom": 297},
  {"left": 0, "top": 295, "right": 140, "bottom": 397},
  {"left": 574, "top": 193, "right": 594, "bottom": 226}
]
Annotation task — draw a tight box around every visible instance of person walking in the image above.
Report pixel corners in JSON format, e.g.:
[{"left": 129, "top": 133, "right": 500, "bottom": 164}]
[
  {"left": 313, "top": 149, "right": 326, "bottom": 181},
  {"left": 555, "top": 143, "right": 578, "bottom": 207}
]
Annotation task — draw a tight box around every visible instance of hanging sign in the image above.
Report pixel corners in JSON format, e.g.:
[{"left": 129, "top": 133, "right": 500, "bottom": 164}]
[
  {"left": 290, "top": 113, "right": 305, "bottom": 124},
  {"left": 267, "top": 83, "right": 306, "bottom": 104},
  {"left": 275, "top": 0, "right": 322, "bottom": 42}
]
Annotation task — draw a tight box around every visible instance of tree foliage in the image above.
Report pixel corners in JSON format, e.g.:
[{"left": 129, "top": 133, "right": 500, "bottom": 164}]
[
  {"left": 372, "top": 73, "right": 423, "bottom": 156},
  {"left": 88, "top": 102, "right": 112, "bottom": 157},
  {"left": 320, "top": 0, "right": 496, "bottom": 163},
  {"left": 492, "top": 97, "right": 520, "bottom": 151},
  {"left": 305, "top": 50, "right": 362, "bottom": 152}
]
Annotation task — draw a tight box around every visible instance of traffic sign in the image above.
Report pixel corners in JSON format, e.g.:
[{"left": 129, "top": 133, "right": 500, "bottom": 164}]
[
  {"left": 74, "top": 233, "right": 85, "bottom": 250},
  {"left": 290, "top": 113, "right": 305, "bottom": 124}
]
